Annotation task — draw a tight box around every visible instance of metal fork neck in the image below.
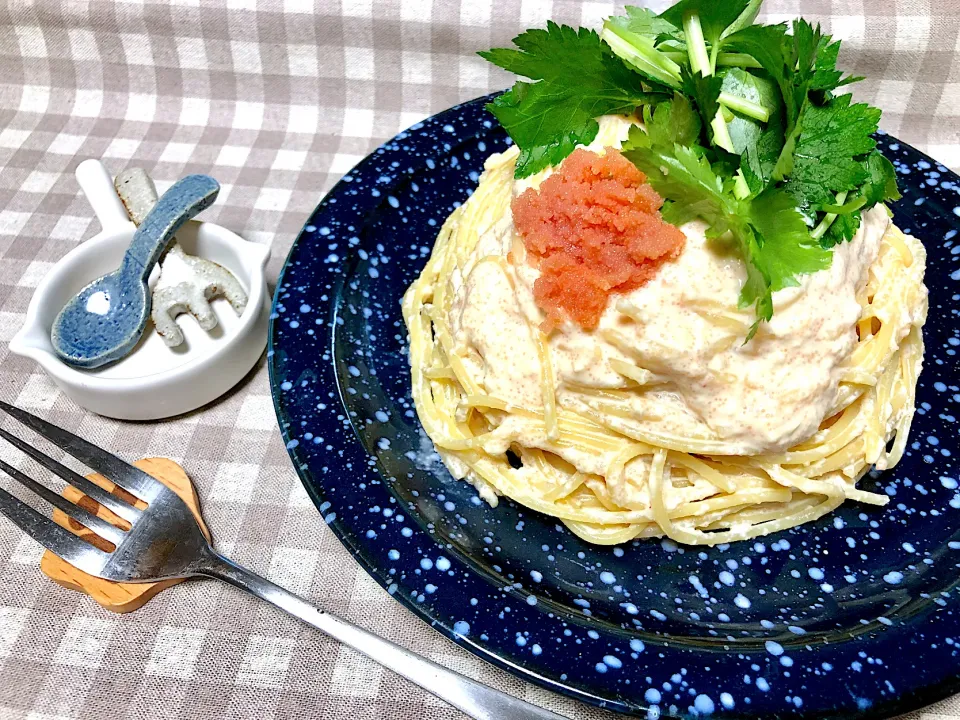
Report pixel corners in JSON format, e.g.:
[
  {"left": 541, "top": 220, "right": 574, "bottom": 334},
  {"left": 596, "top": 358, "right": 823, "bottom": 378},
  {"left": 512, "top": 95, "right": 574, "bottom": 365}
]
[
  {"left": 190, "top": 548, "right": 326, "bottom": 622},
  {"left": 191, "top": 548, "right": 565, "bottom": 720}
]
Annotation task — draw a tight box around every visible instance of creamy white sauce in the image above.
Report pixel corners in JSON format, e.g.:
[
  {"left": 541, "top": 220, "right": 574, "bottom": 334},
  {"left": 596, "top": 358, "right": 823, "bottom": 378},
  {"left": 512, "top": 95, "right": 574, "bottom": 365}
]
[{"left": 449, "top": 115, "right": 891, "bottom": 455}]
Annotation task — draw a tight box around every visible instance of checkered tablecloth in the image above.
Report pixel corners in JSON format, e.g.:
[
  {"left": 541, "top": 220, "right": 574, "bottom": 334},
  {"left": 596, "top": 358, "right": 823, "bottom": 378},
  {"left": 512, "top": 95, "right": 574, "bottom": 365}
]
[{"left": 0, "top": 1, "right": 958, "bottom": 718}]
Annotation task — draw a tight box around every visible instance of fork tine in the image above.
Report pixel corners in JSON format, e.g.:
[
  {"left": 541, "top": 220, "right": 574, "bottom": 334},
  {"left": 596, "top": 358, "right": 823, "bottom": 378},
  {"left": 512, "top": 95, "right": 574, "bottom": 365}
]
[
  {"left": 0, "top": 428, "right": 140, "bottom": 524},
  {"left": 0, "top": 485, "right": 111, "bottom": 576},
  {"left": 0, "top": 402, "right": 166, "bottom": 503},
  {"left": 0, "top": 459, "right": 127, "bottom": 546}
]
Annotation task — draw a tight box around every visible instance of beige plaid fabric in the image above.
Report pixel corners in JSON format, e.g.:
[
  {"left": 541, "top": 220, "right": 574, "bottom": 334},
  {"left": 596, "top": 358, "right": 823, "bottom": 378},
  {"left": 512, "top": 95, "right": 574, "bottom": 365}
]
[{"left": 0, "top": 1, "right": 958, "bottom": 718}]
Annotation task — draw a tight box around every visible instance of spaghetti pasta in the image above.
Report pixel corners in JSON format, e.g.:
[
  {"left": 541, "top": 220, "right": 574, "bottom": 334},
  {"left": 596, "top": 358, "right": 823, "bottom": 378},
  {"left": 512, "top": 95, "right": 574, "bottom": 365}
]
[{"left": 401, "top": 120, "right": 929, "bottom": 546}]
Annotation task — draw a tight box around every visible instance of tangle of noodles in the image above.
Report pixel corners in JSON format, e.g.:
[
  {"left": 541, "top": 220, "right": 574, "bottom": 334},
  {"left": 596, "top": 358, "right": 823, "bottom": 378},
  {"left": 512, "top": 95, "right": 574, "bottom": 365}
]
[{"left": 401, "top": 120, "right": 929, "bottom": 546}]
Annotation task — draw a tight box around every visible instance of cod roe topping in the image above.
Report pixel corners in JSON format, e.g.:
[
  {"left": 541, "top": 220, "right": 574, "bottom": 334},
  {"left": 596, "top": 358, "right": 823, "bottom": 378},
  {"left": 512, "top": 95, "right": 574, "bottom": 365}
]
[{"left": 512, "top": 147, "right": 685, "bottom": 331}]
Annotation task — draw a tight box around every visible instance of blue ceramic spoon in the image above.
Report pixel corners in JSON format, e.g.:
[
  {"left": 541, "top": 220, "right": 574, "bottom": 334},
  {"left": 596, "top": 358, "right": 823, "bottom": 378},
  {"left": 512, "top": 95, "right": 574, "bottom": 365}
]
[{"left": 52, "top": 174, "right": 220, "bottom": 369}]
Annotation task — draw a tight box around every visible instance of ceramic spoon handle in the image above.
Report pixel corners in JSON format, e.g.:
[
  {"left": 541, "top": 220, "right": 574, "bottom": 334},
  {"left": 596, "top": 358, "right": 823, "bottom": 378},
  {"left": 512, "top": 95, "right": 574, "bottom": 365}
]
[{"left": 122, "top": 175, "right": 219, "bottom": 277}]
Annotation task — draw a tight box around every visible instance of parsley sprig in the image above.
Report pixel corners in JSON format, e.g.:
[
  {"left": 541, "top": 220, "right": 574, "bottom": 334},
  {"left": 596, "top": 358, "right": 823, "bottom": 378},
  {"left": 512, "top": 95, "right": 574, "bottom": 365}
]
[{"left": 479, "top": 0, "right": 900, "bottom": 337}]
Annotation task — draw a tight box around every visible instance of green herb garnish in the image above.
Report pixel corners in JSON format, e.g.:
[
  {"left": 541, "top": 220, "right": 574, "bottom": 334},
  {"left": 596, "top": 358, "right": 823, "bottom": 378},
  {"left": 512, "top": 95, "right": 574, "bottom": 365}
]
[
  {"left": 479, "top": 0, "right": 900, "bottom": 337},
  {"left": 478, "top": 23, "right": 666, "bottom": 178}
]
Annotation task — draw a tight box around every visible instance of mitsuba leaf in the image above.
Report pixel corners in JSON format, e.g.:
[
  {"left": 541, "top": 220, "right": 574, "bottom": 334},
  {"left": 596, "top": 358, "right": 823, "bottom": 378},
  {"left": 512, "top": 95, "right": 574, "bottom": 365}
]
[
  {"left": 738, "top": 229, "right": 774, "bottom": 339},
  {"left": 481, "top": 23, "right": 614, "bottom": 81},
  {"left": 721, "top": 68, "right": 779, "bottom": 116},
  {"left": 681, "top": 68, "right": 723, "bottom": 147},
  {"left": 622, "top": 135, "right": 728, "bottom": 218},
  {"left": 643, "top": 93, "right": 702, "bottom": 148},
  {"left": 738, "top": 187, "right": 831, "bottom": 338},
  {"left": 816, "top": 151, "right": 899, "bottom": 247},
  {"left": 790, "top": 19, "right": 862, "bottom": 94},
  {"left": 741, "top": 115, "right": 784, "bottom": 195},
  {"left": 808, "top": 34, "right": 862, "bottom": 91},
  {"left": 480, "top": 22, "right": 656, "bottom": 177},
  {"left": 819, "top": 210, "right": 861, "bottom": 248},
  {"left": 859, "top": 150, "right": 901, "bottom": 206},
  {"left": 487, "top": 82, "right": 604, "bottom": 177},
  {"left": 746, "top": 187, "right": 832, "bottom": 291},
  {"left": 785, "top": 94, "right": 880, "bottom": 209},
  {"left": 608, "top": 6, "right": 679, "bottom": 38}
]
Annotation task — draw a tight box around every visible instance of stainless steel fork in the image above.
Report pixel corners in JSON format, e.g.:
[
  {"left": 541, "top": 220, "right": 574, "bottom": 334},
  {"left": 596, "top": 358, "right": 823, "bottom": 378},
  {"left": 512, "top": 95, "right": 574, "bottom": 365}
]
[{"left": 0, "top": 402, "right": 566, "bottom": 720}]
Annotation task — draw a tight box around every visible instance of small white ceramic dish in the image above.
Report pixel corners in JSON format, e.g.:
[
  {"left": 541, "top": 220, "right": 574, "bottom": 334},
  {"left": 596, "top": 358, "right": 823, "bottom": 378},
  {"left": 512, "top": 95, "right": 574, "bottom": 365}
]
[{"left": 10, "top": 159, "right": 271, "bottom": 420}]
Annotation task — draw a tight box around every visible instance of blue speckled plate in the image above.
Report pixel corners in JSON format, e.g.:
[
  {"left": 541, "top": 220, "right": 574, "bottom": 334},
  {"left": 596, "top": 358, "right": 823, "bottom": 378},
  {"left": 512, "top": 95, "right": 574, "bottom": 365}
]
[{"left": 269, "top": 94, "right": 960, "bottom": 720}]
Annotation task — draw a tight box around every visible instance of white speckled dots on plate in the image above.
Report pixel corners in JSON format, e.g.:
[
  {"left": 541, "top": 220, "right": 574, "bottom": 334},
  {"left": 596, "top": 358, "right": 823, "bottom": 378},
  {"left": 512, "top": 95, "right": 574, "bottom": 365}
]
[{"left": 270, "top": 97, "right": 960, "bottom": 720}]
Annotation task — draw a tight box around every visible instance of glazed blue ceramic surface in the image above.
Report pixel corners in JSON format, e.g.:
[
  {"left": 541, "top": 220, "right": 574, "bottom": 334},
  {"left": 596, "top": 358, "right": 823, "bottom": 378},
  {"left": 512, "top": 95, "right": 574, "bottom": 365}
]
[
  {"left": 269, "top": 94, "right": 960, "bottom": 719},
  {"left": 52, "top": 174, "right": 219, "bottom": 368}
]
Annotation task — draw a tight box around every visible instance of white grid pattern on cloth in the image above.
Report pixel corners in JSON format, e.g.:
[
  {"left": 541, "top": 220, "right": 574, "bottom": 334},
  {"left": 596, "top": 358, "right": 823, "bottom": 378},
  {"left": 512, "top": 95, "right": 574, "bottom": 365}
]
[{"left": 0, "top": 1, "right": 959, "bottom": 718}]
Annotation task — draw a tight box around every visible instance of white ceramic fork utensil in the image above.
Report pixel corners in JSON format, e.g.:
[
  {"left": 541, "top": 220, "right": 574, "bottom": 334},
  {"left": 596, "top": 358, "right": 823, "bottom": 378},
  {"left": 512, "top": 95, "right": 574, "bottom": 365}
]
[
  {"left": 115, "top": 168, "right": 248, "bottom": 348},
  {"left": 0, "top": 402, "right": 568, "bottom": 720}
]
